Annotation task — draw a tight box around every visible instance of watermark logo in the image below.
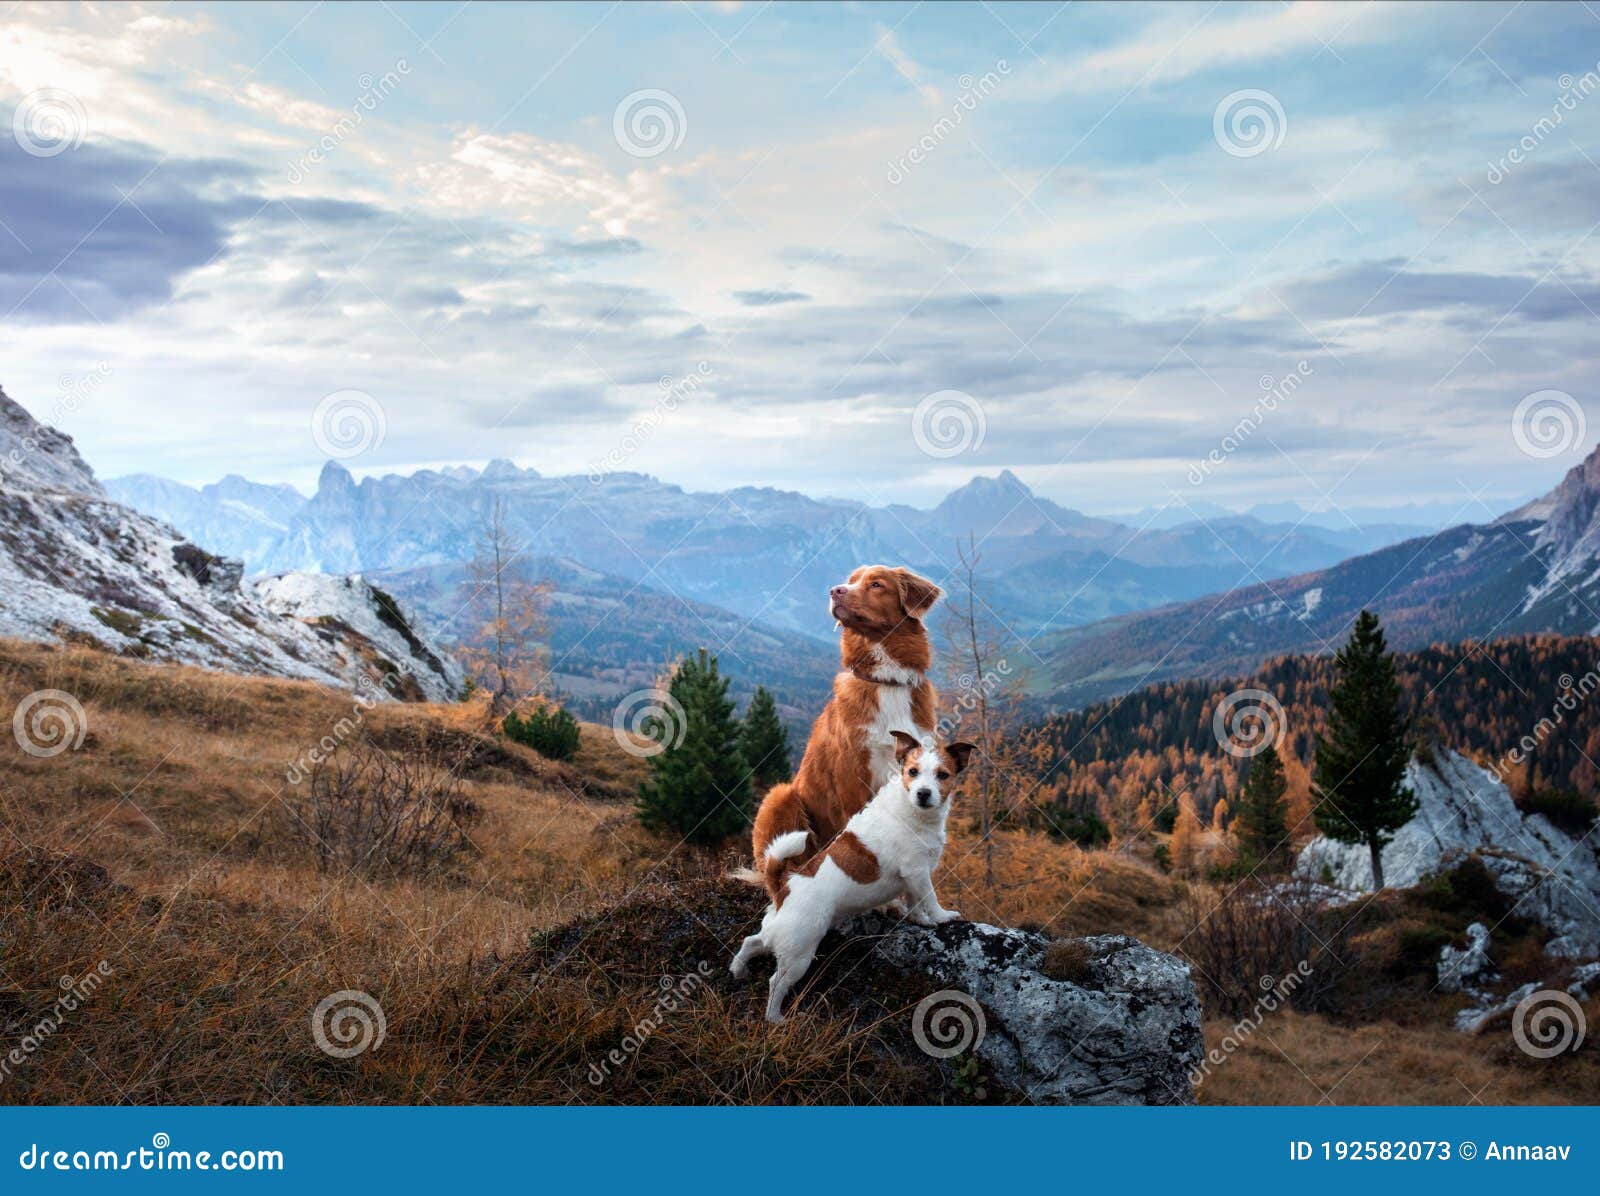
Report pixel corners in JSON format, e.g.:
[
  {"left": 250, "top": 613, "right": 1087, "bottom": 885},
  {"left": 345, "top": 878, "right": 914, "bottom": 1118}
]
[
  {"left": 587, "top": 361, "right": 713, "bottom": 483},
  {"left": 1212, "top": 688, "right": 1285, "bottom": 759},
  {"left": 611, "top": 689, "right": 688, "bottom": 758},
  {"left": 885, "top": 60, "right": 1010, "bottom": 184},
  {"left": 588, "top": 963, "right": 713, "bottom": 1085},
  {"left": 13, "top": 690, "right": 88, "bottom": 759},
  {"left": 312, "top": 389, "right": 386, "bottom": 460},
  {"left": 0, "top": 962, "right": 112, "bottom": 1086},
  {"left": 1190, "top": 961, "right": 1312, "bottom": 1087},
  {"left": 13, "top": 88, "right": 87, "bottom": 157},
  {"left": 1188, "top": 361, "right": 1312, "bottom": 485},
  {"left": 1488, "top": 65, "right": 1600, "bottom": 183},
  {"left": 311, "top": 990, "right": 386, "bottom": 1059},
  {"left": 286, "top": 60, "right": 411, "bottom": 184},
  {"left": 911, "top": 989, "right": 986, "bottom": 1058},
  {"left": 1213, "top": 89, "right": 1286, "bottom": 158},
  {"left": 912, "top": 390, "right": 985, "bottom": 458},
  {"left": 1512, "top": 988, "right": 1586, "bottom": 1059},
  {"left": 1511, "top": 389, "right": 1585, "bottom": 459},
  {"left": 613, "top": 89, "right": 687, "bottom": 158}
]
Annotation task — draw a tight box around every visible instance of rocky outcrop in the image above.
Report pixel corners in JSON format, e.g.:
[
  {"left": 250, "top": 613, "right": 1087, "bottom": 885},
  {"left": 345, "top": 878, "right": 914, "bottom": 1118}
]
[
  {"left": 1297, "top": 748, "right": 1600, "bottom": 959},
  {"left": 520, "top": 878, "right": 1203, "bottom": 1106},
  {"left": 868, "top": 917, "right": 1203, "bottom": 1105},
  {"left": 1437, "top": 922, "right": 1497, "bottom": 994},
  {"left": 0, "top": 385, "right": 457, "bottom": 703}
]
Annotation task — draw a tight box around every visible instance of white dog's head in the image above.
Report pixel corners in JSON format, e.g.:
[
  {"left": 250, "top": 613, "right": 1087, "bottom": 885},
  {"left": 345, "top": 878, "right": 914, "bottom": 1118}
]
[{"left": 889, "top": 731, "right": 976, "bottom": 812}]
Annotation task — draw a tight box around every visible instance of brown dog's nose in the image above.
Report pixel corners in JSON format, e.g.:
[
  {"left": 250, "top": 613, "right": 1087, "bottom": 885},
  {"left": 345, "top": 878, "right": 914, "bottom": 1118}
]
[{"left": 830, "top": 585, "right": 849, "bottom": 598}]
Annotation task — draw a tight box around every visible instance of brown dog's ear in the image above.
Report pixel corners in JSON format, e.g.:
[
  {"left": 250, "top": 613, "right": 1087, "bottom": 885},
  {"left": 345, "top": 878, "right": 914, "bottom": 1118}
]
[
  {"left": 945, "top": 741, "right": 978, "bottom": 774},
  {"left": 890, "top": 730, "right": 922, "bottom": 763},
  {"left": 894, "top": 569, "right": 943, "bottom": 617}
]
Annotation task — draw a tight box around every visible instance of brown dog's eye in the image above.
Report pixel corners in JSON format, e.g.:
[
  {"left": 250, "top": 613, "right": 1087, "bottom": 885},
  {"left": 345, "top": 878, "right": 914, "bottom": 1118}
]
[{"left": 869, "top": 581, "right": 882, "bottom": 589}]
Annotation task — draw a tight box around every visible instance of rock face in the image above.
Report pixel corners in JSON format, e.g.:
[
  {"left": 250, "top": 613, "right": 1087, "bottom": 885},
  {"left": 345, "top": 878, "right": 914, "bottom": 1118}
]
[
  {"left": 0, "top": 385, "right": 457, "bottom": 702},
  {"left": 868, "top": 917, "right": 1203, "bottom": 1105},
  {"left": 1297, "top": 748, "right": 1600, "bottom": 959},
  {"left": 521, "top": 878, "right": 1203, "bottom": 1106}
]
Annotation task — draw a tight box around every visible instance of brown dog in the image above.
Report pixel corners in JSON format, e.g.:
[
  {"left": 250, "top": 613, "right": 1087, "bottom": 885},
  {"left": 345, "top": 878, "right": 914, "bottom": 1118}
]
[{"left": 749, "top": 564, "right": 941, "bottom": 901}]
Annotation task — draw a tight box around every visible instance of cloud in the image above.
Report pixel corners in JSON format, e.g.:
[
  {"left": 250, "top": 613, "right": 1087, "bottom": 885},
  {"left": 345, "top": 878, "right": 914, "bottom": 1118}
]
[
  {"left": 415, "top": 131, "right": 666, "bottom": 236},
  {"left": 733, "top": 289, "right": 811, "bottom": 306},
  {"left": 1276, "top": 263, "right": 1600, "bottom": 323},
  {"left": 873, "top": 25, "right": 941, "bottom": 106},
  {"left": 0, "top": 136, "right": 232, "bottom": 322},
  {"left": 1017, "top": 0, "right": 1399, "bottom": 97}
]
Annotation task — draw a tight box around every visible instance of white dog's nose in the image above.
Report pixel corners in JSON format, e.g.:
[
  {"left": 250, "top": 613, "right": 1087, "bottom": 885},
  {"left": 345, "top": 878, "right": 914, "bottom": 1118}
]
[{"left": 915, "top": 787, "right": 934, "bottom": 806}]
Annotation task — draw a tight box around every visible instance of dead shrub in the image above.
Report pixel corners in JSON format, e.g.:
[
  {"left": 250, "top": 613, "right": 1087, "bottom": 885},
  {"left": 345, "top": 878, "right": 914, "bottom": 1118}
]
[
  {"left": 1178, "top": 877, "right": 1347, "bottom": 1016},
  {"left": 284, "top": 741, "right": 481, "bottom": 877}
]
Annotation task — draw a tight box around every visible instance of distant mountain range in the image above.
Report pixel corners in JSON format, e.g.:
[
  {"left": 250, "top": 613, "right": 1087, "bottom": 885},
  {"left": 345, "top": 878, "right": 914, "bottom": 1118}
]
[
  {"left": 1035, "top": 443, "right": 1600, "bottom": 706},
  {"left": 107, "top": 462, "right": 1431, "bottom": 647}
]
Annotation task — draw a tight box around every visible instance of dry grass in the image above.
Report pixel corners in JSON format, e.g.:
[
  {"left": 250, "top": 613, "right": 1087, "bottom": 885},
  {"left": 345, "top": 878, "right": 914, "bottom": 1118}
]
[
  {"left": 1196, "top": 1007, "right": 1600, "bottom": 1105},
  {"left": 0, "top": 637, "right": 1590, "bottom": 1105}
]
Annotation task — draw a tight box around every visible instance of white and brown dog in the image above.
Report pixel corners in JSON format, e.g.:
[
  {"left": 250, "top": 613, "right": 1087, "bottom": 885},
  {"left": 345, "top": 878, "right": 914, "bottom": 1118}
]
[{"left": 732, "top": 730, "right": 975, "bottom": 1023}]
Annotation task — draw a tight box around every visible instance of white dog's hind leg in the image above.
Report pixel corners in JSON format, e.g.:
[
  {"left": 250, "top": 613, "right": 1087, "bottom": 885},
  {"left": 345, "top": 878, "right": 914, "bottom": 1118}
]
[
  {"left": 764, "top": 939, "right": 820, "bottom": 1024},
  {"left": 730, "top": 932, "right": 767, "bottom": 979}
]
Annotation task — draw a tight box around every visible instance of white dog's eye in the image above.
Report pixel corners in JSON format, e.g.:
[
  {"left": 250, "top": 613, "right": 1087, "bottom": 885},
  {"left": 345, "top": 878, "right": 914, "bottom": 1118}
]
[
  {"left": 936, "top": 770, "right": 950, "bottom": 781},
  {"left": 907, "top": 767, "right": 918, "bottom": 777}
]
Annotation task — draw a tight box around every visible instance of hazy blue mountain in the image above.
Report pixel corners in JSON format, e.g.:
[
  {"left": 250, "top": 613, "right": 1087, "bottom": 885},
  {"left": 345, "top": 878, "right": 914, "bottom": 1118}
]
[{"left": 1034, "top": 443, "right": 1600, "bottom": 707}]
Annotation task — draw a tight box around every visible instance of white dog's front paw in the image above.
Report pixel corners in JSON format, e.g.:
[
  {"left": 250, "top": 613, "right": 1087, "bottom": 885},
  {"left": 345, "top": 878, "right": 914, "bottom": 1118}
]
[
  {"left": 730, "top": 959, "right": 749, "bottom": 979},
  {"left": 935, "top": 908, "right": 962, "bottom": 924}
]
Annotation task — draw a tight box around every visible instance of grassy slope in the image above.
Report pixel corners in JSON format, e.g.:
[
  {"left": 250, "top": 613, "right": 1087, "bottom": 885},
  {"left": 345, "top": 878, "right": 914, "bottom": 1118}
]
[{"left": 0, "top": 639, "right": 1591, "bottom": 1104}]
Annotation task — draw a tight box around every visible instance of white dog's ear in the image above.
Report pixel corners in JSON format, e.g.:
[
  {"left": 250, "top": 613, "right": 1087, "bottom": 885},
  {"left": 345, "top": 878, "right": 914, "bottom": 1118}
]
[
  {"left": 890, "top": 730, "right": 921, "bottom": 763},
  {"left": 945, "top": 741, "right": 978, "bottom": 774},
  {"left": 893, "top": 569, "right": 943, "bottom": 617}
]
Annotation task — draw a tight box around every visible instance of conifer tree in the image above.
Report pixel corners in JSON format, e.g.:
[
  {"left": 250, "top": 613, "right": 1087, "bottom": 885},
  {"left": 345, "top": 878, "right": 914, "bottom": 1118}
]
[
  {"left": 1312, "top": 610, "right": 1416, "bottom": 888},
  {"left": 738, "top": 686, "right": 791, "bottom": 791},
  {"left": 636, "top": 649, "right": 752, "bottom": 844},
  {"left": 1234, "top": 743, "right": 1289, "bottom": 870}
]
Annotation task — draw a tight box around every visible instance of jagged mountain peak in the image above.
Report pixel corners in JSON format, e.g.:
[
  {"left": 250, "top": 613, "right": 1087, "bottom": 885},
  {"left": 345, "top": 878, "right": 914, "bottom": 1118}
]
[
  {"left": 1510, "top": 441, "right": 1600, "bottom": 554},
  {"left": 317, "top": 459, "right": 357, "bottom": 493},
  {"left": 0, "top": 383, "right": 104, "bottom": 497},
  {"left": 482, "top": 457, "right": 530, "bottom": 480}
]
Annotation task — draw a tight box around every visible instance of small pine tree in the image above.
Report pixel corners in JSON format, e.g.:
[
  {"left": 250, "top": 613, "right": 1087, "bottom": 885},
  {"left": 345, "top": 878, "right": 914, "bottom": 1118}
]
[
  {"left": 503, "top": 702, "right": 581, "bottom": 761},
  {"left": 636, "top": 649, "right": 752, "bottom": 844},
  {"left": 738, "top": 686, "right": 791, "bottom": 791},
  {"left": 1234, "top": 743, "right": 1290, "bottom": 870},
  {"left": 1312, "top": 610, "right": 1417, "bottom": 888}
]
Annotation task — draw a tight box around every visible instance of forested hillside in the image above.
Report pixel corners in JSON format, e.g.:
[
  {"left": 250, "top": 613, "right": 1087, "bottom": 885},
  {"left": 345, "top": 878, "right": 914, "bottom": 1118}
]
[{"left": 1024, "top": 634, "right": 1600, "bottom": 840}]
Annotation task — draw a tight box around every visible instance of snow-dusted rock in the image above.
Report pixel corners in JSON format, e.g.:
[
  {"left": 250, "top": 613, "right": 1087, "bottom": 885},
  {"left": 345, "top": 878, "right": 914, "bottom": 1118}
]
[
  {"left": 1296, "top": 748, "right": 1600, "bottom": 959},
  {"left": 252, "top": 572, "right": 462, "bottom": 702},
  {"left": 1437, "top": 922, "right": 1497, "bottom": 994},
  {"left": 867, "top": 919, "right": 1204, "bottom": 1105},
  {"left": 0, "top": 385, "right": 457, "bottom": 703}
]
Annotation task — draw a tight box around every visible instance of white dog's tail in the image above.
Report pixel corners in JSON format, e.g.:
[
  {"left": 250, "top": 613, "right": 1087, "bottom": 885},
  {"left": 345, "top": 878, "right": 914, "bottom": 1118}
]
[
  {"left": 764, "top": 830, "right": 809, "bottom": 863},
  {"left": 727, "top": 830, "right": 811, "bottom": 888}
]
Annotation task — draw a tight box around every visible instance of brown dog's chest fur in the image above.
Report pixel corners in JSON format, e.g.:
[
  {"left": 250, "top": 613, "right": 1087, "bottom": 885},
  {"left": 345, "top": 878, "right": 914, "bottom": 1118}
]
[{"left": 751, "top": 620, "right": 936, "bottom": 897}]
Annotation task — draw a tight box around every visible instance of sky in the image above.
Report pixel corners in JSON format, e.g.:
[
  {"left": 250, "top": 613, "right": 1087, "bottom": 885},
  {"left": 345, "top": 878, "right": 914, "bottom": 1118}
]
[{"left": 3, "top": 0, "right": 1600, "bottom": 524}]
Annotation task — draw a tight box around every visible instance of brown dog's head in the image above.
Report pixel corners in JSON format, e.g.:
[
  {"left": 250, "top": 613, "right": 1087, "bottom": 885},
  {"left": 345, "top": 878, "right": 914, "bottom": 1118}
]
[
  {"left": 828, "top": 565, "right": 942, "bottom": 639},
  {"left": 890, "top": 730, "right": 976, "bottom": 810}
]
